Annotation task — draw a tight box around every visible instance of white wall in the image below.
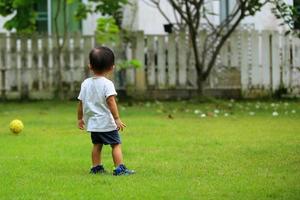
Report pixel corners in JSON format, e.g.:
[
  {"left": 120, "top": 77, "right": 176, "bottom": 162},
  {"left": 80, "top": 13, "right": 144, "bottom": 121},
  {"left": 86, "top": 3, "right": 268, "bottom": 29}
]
[
  {"left": 133, "top": 0, "right": 294, "bottom": 34},
  {"left": 242, "top": 0, "right": 294, "bottom": 30},
  {"left": 0, "top": 0, "right": 294, "bottom": 34},
  {"left": 81, "top": 0, "right": 102, "bottom": 35},
  {"left": 83, "top": 0, "right": 295, "bottom": 35},
  {"left": 81, "top": 13, "right": 102, "bottom": 35},
  {"left": 135, "top": 0, "right": 176, "bottom": 35}
]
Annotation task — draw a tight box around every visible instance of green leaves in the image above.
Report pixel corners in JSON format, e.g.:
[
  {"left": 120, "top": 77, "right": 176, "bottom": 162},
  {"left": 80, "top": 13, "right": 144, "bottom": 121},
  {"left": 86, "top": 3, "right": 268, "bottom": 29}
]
[
  {"left": 75, "top": 2, "right": 92, "bottom": 20},
  {"left": 0, "top": 0, "right": 14, "bottom": 16},
  {"left": 74, "top": 0, "right": 128, "bottom": 28},
  {"left": 0, "top": 0, "right": 38, "bottom": 34},
  {"left": 271, "top": 0, "right": 300, "bottom": 37},
  {"left": 67, "top": 0, "right": 75, "bottom": 4},
  {"left": 96, "top": 17, "right": 120, "bottom": 44},
  {"left": 245, "top": 0, "right": 263, "bottom": 16},
  {"left": 92, "top": 0, "right": 128, "bottom": 16},
  {"left": 117, "top": 59, "right": 142, "bottom": 70}
]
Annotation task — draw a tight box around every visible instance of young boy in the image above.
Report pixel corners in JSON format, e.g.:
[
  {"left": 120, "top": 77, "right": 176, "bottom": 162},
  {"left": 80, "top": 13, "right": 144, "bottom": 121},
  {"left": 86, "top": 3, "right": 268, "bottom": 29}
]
[{"left": 77, "top": 46, "right": 135, "bottom": 176}]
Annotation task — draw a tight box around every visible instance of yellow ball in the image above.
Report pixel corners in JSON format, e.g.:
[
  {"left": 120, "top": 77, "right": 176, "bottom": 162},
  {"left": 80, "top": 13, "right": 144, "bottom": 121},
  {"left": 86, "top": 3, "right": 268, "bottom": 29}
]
[{"left": 9, "top": 119, "right": 24, "bottom": 134}]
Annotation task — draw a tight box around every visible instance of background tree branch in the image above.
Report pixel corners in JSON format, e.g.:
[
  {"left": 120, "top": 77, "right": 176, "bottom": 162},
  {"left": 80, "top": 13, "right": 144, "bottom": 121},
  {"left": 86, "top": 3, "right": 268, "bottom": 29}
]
[{"left": 148, "top": 0, "right": 297, "bottom": 95}]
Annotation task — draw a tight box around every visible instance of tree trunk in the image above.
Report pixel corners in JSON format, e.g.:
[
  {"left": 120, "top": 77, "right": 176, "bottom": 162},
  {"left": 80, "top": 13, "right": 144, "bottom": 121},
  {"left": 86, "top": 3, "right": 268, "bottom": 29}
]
[
  {"left": 187, "top": 24, "right": 203, "bottom": 97},
  {"left": 196, "top": 67, "right": 204, "bottom": 97},
  {"left": 53, "top": 0, "right": 67, "bottom": 100},
  {"left": 55, "top": 48, "right": 64, "bottom": 99}
]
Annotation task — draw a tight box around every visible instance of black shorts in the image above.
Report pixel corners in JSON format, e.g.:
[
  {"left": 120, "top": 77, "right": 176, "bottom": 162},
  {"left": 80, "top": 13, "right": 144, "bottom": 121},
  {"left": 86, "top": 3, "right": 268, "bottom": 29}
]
[{"left": 90, "top": 130, "right": 121, "bottom": 145}]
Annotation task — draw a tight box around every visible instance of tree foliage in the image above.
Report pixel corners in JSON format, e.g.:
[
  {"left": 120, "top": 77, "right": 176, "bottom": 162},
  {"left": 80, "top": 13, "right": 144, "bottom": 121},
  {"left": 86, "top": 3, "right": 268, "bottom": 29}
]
[
  {"left": 0, "top": 0, "right": 128, "bottom": 34},
  {"left": 96, "top": 17, "right": 120, "bottom": 44},
  {"left": 75, "top": 0, "right": 128, "bottom": 28},
  {"left": 0, "top": 0, "right": 38, "bottom": 34},
  {"left": 272, "top": 0, "right": 300, "bottom": 37}
]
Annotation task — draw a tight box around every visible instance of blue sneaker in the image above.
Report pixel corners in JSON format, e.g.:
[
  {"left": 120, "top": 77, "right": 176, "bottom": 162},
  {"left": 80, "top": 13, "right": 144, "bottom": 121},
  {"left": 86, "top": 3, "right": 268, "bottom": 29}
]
[
  {"left": 113, "top": 164, "right": 135, "bottom": 176},
  {"left": 90, "top": 165, "right": 106, "bottom": 174}
]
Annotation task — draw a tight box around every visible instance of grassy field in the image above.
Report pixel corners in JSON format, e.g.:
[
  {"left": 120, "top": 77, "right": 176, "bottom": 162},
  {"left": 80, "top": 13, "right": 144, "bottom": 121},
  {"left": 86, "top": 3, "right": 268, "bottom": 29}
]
[{"left": 0, "top": 100, "right": 299, "bottom": 200}]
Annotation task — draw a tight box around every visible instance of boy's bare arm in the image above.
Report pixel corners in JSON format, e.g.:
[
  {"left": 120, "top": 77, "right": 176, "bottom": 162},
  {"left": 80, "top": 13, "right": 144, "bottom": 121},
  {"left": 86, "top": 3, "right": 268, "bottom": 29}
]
[
  {"left": 106, "top": 96, "right": 126, "bottom": 131},
  {"left": 77, "top": 101, "right": 85, "bottom": 130}
]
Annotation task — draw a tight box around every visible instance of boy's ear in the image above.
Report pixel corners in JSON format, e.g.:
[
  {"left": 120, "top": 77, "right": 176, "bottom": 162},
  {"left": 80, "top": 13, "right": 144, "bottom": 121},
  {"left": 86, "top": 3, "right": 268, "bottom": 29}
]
[{"left": 88, "top": 64, "right": 92, "bottom": 70}]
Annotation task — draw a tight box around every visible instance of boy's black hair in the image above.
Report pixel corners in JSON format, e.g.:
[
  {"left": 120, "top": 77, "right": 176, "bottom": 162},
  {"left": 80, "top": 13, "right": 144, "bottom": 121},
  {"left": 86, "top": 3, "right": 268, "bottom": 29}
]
[{"left": 89, "top": 46, "right": 115, "bottom": 72}]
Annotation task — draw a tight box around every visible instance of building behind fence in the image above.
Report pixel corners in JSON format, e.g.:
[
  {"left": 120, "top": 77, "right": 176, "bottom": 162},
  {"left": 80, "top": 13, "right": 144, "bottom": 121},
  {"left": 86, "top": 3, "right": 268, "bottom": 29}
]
[{"left": 0, "top": 29, "right": 300, "bottom": 100}]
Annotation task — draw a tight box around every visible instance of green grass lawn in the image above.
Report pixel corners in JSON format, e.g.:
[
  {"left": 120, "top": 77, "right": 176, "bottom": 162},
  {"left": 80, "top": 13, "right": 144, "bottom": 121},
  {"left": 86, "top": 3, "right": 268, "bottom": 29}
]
[{"left": 0, "top": 100, "right": 299, "bottom": 200}]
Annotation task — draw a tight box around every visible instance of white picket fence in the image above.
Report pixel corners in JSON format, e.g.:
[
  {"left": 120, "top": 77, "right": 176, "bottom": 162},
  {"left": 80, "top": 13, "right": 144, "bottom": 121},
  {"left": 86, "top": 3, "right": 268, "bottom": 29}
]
[
  {"left": 0, "top": 30, "right": 299, "bottom": 100},
  {"left": 137, "top": 30, "right": 300, "bottom": 97},
  {"left": 0, "top": 33, "right": 94, "bottom": 99}
]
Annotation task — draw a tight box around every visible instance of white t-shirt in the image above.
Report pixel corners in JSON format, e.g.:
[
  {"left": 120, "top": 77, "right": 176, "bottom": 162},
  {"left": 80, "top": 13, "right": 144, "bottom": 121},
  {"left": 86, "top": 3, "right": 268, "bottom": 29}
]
[{"left": 78, "top": 76, "right": 118, "bottom": 132}]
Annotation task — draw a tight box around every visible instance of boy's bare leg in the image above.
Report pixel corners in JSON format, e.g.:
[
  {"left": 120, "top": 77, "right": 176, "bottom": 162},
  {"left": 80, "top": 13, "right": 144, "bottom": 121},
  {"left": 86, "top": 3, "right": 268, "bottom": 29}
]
[
  {"left": 92, "top": 144, "right": 103, "bottom": 167},
  {"left": 111, "top": 144, "right": 123, "bottom": 166}
]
